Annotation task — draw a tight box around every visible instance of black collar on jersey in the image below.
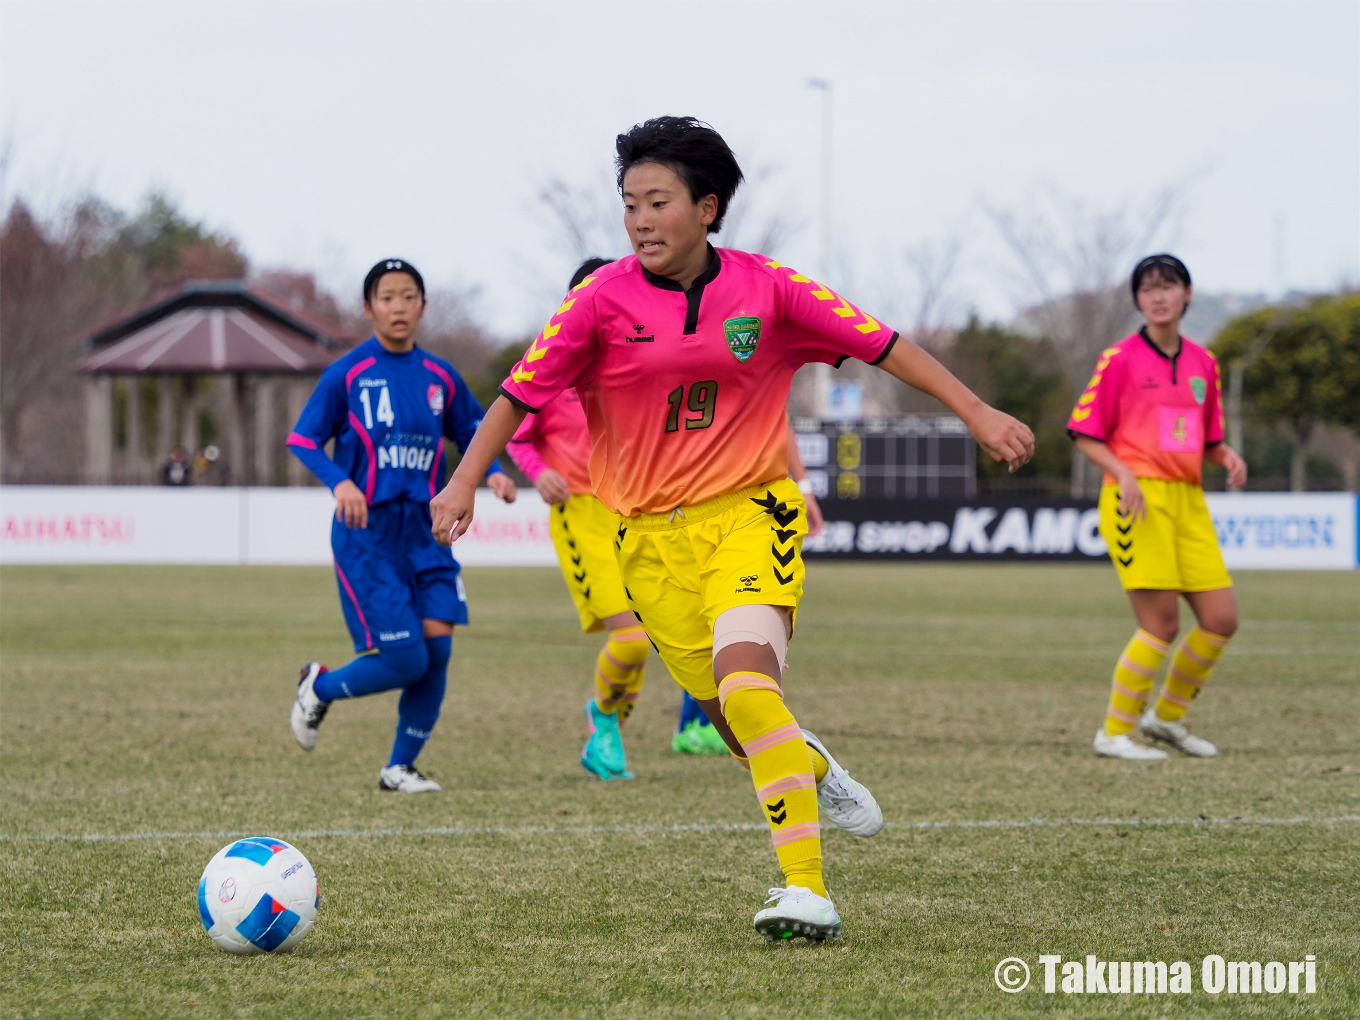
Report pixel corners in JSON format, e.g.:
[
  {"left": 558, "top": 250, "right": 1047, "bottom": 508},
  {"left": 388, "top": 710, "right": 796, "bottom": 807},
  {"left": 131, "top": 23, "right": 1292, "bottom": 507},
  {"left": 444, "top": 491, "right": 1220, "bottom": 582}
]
[
  {"left": 641, "top": 244, "right": 722, "bottom": 335},
  {"left": 1138, "top": 325, "right": 1184, "bottom": 384}
]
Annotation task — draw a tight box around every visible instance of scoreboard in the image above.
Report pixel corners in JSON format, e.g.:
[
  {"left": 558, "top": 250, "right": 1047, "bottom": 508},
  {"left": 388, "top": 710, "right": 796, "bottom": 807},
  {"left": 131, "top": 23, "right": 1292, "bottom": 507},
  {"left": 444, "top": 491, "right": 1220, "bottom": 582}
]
[{"left": 791, "top": 416, "right": 977, "bottom": 500}]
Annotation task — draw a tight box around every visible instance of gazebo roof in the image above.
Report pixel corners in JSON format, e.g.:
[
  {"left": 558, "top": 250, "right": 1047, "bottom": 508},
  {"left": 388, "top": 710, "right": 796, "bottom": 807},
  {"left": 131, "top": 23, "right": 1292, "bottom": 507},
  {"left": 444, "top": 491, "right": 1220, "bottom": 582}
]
[{"left": 81, "top": 280, "right": 349, "bottom": 375}]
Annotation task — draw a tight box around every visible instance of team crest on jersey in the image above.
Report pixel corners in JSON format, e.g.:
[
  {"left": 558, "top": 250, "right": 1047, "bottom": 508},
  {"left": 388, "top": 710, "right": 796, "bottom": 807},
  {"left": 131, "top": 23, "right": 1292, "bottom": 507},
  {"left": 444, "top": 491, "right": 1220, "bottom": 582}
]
[
  {"left": 723, "top": 316, "right": 761, "bottom": 363},
  {"left": 427, "top": 384, "right": 445, "bottom": 415},
  {"left": 1190, "top": 376, "right": 1207, "bottom": 405}
]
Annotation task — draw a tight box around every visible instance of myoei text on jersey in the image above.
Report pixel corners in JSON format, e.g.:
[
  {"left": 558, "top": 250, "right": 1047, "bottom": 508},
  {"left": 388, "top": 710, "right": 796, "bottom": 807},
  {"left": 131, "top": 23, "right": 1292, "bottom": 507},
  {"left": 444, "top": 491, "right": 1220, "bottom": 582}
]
[{"left": 377, "top": 442, "right": 438, "bottom": 470}]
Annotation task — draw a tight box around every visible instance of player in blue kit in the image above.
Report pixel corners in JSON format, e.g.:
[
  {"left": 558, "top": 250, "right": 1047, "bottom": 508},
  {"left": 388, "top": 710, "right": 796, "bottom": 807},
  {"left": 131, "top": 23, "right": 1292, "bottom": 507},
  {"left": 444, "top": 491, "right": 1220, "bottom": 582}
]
[{"left": 286, "top": 259, "right": 516, "bottom": 793}]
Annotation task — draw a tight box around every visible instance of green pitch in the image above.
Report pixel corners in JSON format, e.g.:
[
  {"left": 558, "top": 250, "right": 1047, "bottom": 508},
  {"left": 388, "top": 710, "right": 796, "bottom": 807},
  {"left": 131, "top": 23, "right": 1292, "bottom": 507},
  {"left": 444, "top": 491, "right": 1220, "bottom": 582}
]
[{"left": 2, "top": 563, "right": 1357, "bottom": 1018}]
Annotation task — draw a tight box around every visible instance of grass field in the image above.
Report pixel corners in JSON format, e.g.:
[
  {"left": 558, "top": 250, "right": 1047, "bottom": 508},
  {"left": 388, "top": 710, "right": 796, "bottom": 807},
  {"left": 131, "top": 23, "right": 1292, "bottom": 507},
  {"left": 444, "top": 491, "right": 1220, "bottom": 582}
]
[{"left": 1, "top": 563, "right": 1358, "bottom": 1019}]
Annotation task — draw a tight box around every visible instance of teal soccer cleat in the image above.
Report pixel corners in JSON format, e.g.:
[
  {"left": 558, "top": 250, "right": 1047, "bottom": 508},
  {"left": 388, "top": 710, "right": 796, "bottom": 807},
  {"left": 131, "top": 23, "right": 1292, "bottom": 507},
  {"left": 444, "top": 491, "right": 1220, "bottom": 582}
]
[{"left": 582, "top": 700, "right": 632, "bottom": 780}]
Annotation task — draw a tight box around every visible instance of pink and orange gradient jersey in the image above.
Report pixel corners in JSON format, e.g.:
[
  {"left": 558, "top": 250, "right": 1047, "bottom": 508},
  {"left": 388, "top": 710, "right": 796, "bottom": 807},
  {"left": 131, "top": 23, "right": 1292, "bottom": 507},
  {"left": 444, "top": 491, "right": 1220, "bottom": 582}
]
[
  {"left": 499, "top": 248, "right": 897, "bottom": 517},
  {"left": 505, "top": 388, "right": 593, "bottom": 495},
  {"left": 1067, "top": 329, "right": 1224, "bottom": 485}
]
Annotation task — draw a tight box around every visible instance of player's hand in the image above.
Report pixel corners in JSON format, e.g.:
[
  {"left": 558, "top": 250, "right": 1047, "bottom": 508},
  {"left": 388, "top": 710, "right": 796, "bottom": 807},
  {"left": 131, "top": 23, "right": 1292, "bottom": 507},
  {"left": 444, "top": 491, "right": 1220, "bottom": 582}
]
[
  {"left": 488, "top": 472, "right": 517, "bottom": 504},
  {"left": 967, "top": 405, "right": 1035, "bottom": 473},
  {"left": 803, "top": 490, "right": 824, "bottom": 537},
  {"left": 1115, "top": 469, "right": 1147, "bottom": 522},
  {"left": 1223, "top": 448, "right": 1248, "bottom": 490},
  {"left": 333, "top": 479, "right": 368, "bottom": 529},
  {"left": 431, "top": 477, "right": 476, "bottom": 545},
  {"left": 534, "top": 469, "right": 572, "bottom": 506}
]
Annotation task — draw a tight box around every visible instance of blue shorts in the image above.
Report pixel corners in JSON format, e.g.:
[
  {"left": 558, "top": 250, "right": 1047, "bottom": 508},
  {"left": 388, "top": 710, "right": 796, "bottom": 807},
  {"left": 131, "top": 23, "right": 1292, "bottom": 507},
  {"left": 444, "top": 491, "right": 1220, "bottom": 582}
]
[{"left": 331, "top": 500, "right": 468, "bottom": 652}]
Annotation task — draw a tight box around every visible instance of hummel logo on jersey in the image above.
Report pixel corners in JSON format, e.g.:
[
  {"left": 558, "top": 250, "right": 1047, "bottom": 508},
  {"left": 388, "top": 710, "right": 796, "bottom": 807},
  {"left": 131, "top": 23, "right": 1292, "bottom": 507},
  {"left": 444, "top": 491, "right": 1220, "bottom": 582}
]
[
  {"left": 633, "top": 324, "right": 645, "bottom": 333},
  {"left": 626, "top": 323, "right": 655, "bottom": 343},
  {"left": 736, "top": 574, "right": 762, "bottom": 594}
]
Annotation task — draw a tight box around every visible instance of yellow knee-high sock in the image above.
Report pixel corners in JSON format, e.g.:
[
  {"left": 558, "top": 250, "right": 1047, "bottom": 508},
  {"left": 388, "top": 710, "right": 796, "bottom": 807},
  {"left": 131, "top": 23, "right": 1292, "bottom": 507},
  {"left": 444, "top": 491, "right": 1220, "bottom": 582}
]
[
  {"left": 719, "top": 671, "right": 824, "bottom": 897},
  {"left": 1155, "top": 628, "right": 1230, "bottom": 722},
  {"left": 806, "top": 744, "right": 829, "bottom": 784},
  {"left": 1104, "top": 629, "right": 1171, "bottom": 736},
  {"left": 593, "top": 626, "right": 649, "bottom": 716}
]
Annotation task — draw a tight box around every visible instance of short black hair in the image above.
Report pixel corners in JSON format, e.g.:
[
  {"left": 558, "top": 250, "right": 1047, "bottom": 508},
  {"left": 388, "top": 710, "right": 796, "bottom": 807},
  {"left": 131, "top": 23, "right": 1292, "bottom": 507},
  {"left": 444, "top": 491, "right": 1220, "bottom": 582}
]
[
  {"left": 615, "top": 117, "right": 744, "bottom": 234},
  {"left": 569, "top": 257, "right": 613, "bottom": 291},
  {"left": 363, "top": 258, "right": 425, "bottom": 305},
  {"left": 1131, "top": 254, "right": 1191, "bottom": 302}
]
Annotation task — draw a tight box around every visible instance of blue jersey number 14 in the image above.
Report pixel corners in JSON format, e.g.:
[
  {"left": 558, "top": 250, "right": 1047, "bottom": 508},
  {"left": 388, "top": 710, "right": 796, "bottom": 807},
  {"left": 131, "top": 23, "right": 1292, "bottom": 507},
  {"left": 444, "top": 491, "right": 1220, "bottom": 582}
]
[{"left": 359, "top": 387, "right": 396, "bottom": 430}]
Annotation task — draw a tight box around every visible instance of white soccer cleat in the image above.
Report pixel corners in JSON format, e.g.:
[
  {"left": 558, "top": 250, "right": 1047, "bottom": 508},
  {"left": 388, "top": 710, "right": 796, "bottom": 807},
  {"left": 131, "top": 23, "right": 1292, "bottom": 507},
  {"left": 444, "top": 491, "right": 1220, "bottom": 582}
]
[
  {"left": 378, "top": 764, "right": 442, "bottom": 793},
  {"left": 1140, "top": 708, "right": 1218, "bottom": 757},
  {"left": 754, "top": 885, "right": 842, "bottom": 942},
  {"left": 291, "top": 662, "right": 329, "bottom": 751},
  {"left": 801, "top": 729, "right": 883, "bottom": 837},
  {"left": 1093, "top": 729, "right": 1169, "bottom": 761}
]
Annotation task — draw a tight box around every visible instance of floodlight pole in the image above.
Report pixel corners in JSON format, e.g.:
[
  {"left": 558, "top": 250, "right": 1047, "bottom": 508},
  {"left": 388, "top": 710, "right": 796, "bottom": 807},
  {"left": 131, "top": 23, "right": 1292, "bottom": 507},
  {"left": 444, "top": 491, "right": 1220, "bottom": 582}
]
[{"left": 807, "top": 78, "right": 833, "bottom": 418}]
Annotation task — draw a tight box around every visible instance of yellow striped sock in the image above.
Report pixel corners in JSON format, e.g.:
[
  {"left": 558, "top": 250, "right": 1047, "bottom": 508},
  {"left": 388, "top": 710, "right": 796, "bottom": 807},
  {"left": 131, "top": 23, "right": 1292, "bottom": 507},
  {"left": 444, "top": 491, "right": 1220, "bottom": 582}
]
[
  {"left": 615, "top": 669, "right": 646, "bottom": 727},
  {"left": 719, "top": 671, "right": 824, "bottom": 897},
  {"left": 1155, "top": 628, "right": 1230, "bottom": 722},
  {"left": 807, "top": 745, "right": 829, "bottom": 783},
  {"left": 593, "top": 626, "right": 649, "bottom": 715},
  {"left": 1104, "top": 629, "right": 1170, "bottom": 737}
]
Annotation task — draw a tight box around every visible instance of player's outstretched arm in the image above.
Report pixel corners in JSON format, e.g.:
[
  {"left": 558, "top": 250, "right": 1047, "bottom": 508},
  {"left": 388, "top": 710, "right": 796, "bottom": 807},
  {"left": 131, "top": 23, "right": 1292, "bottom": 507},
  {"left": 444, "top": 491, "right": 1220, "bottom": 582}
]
[
  {"left": 876, "top": 339, "right": 1035, "bottom": 472},
  {"left": 430, "top": 397, "right": 528, "bottom": 545}
]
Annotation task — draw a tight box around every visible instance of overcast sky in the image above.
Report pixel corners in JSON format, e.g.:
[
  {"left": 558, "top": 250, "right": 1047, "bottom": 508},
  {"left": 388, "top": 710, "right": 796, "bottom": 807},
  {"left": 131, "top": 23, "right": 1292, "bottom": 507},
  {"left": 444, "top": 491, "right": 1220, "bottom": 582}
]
[{"left": 3, "top": 0, "right": 1357, "bottom": 337}]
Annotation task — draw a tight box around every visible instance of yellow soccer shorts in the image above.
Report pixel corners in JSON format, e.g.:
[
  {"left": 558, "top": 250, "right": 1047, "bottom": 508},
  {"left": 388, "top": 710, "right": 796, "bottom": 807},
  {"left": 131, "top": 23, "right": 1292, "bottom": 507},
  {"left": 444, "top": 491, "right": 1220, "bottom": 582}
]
[
  {"left": 1098, "top": 478, "right": 1232, "bottom": 593},
  {"left": 549, "top": 493, "right": 631, "bottom": 632},
  {"left": 613, "top": 477, "right": 808, "bottom": 702}
]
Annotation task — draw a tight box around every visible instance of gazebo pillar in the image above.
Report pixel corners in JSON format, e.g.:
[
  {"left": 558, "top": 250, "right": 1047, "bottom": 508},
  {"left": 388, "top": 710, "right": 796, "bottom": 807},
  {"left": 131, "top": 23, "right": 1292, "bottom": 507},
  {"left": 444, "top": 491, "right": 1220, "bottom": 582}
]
[
  {"left": 156, "top": 376, "right": 174, "bottom": 467},
  {"left": 124, "top": 377, "right": 144, "bottom": 482},
  {"left": 254, "top": 376, "right": 276, "bottom": 486},
  {"left": 84, "top": 375, "right": 113, "bottom": 484},
  {"left": 222, "top": 373, "right": 247, "bottom": 485},
  {"left": 181, "top": 377, "right": 201, "bottom": 454}
]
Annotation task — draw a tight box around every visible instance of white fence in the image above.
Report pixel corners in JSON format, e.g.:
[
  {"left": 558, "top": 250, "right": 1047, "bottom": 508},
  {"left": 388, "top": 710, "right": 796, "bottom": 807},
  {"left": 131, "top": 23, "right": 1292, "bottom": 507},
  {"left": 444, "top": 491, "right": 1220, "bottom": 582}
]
[{"left": 0, "top": 487, "right": 1356, "bottom": 569}]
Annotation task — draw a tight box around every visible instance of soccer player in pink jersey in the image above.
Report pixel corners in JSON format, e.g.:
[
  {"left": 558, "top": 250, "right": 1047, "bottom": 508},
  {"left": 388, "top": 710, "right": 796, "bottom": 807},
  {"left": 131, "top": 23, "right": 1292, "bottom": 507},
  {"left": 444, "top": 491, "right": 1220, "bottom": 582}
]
[
  {"left": 509, "top": 260, "right": 829, "bottom": 776},
  {"left": 1068, "top": 254, "right": 1248, "bottom": 761},
  {"left": 432, "top": 117, "right": 1033, "bottom": 940}
]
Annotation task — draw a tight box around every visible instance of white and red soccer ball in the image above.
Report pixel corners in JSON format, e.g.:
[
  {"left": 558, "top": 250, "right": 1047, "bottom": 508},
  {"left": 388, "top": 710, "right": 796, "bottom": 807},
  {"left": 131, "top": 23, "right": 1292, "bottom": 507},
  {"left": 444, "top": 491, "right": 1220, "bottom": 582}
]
[{"left": 196, "top": 836, "right": 318, "bottom": 954}]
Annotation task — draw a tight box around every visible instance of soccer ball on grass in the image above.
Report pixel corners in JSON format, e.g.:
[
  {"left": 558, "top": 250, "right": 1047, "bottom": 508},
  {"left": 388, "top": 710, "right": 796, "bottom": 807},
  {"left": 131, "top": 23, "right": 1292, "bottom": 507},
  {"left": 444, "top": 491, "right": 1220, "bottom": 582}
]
[{"left": 196, "top": 836, "right": 318, "bottom": 954}]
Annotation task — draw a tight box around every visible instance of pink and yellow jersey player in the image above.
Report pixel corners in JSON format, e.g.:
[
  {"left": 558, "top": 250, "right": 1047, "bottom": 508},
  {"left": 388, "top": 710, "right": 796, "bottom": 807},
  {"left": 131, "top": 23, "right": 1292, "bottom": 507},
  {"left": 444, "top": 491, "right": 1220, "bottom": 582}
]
[
  {"left": 1069, "top": 253, "right": 1248, "bottom": 762},
  {"left": 508, "top": 256, "right": 829, "bottom": 775},
  {"left": 432, "top": 117, "right": 1033, "bottom": 941}
]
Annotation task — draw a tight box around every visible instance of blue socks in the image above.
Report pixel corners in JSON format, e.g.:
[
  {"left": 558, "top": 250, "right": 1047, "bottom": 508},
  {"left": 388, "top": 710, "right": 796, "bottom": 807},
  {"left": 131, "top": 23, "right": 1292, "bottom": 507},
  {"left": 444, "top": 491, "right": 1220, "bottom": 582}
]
[
  {"left": 389, "top": 636, "right": 451, "bottom": 767},
  {"left": 313, "top": 643, "right": 428, "bottom": 702},
  {"left": 312, "top": 638, "right": 452, "bottom": 769},
  {"left": 678, "top": 690, "right": 709, "bottom": 731}
]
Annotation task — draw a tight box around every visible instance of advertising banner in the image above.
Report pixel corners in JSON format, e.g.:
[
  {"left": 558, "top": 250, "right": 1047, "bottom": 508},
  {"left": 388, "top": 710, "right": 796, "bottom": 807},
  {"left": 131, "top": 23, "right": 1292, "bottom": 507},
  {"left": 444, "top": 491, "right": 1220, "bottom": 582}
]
[
  {"left": 1, "top": 488, "right": 1354, "bottom": 569},
  {"left": 803, "top": 493, "right": 1358, "bottom": 569},
  {"left": 0, "top": 487, "right": 558, "bottom": 567}
]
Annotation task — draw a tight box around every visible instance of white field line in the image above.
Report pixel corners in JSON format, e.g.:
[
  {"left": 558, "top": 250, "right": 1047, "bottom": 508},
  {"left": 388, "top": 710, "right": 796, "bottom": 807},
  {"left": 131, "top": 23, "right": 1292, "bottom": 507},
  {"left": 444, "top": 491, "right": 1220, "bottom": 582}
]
[{"left": 2, "top": 814, "right": 1358, "bottom": 845}]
